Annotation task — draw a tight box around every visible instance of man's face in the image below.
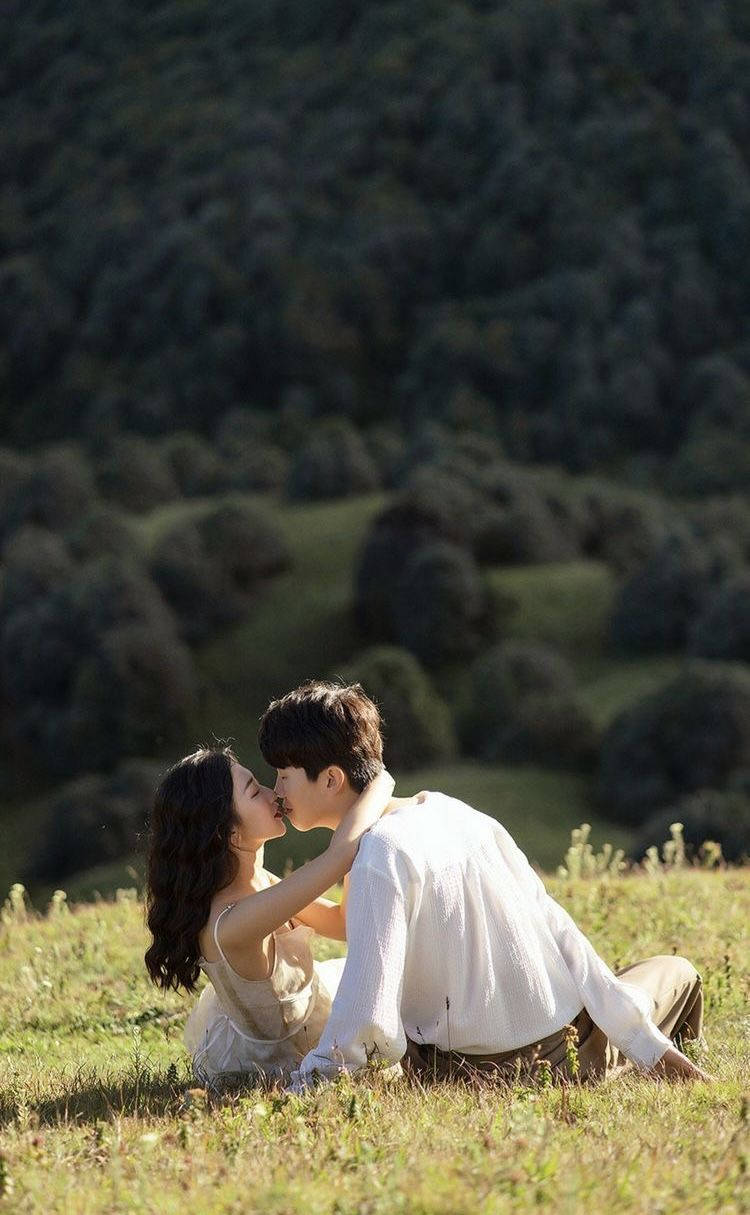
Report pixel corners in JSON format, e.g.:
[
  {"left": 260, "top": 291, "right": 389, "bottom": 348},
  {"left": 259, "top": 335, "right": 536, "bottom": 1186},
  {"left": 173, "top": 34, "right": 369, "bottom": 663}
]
[{"left": 273, "top": 766, "right": 333, "bottom": 831}]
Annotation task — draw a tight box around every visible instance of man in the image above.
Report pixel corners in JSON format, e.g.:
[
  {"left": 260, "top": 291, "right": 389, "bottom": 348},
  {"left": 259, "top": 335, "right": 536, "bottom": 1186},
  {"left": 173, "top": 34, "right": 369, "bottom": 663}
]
[{"left": 259, "top": 680, "right": 710, "bottom": 1086}]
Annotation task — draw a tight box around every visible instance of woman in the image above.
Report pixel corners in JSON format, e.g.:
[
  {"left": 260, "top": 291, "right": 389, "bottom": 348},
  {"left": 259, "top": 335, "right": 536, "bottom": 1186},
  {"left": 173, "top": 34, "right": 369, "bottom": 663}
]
[{"left": 145, "top": 745, "right": 394, "bottom": 1085}]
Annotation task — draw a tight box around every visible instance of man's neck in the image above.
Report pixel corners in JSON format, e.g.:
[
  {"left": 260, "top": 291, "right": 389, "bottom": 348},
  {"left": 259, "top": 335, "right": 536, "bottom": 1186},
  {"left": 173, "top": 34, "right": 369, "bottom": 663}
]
[{"left": 317, "top": 787, "right": 359, "bottom": 831}]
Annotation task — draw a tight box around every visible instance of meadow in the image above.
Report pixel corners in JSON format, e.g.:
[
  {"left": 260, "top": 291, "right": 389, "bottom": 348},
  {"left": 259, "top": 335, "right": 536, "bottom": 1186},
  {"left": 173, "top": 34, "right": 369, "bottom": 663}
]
[
  {"left": 1, "top": 853, "right": 748, "bottom": 1214},
  {"left": 0, "top": 482, "right": 694, "bottom": 901}
]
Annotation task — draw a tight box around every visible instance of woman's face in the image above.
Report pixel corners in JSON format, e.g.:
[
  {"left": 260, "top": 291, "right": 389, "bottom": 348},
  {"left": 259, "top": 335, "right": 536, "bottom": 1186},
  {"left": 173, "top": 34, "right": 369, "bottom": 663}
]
[{"left": 229, "top": 762, "right": 286, "bottom": 850}]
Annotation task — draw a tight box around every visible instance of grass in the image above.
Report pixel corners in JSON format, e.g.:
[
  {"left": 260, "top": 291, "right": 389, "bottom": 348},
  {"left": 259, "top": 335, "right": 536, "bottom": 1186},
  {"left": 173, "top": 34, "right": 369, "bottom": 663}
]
[
  {"left": 0, "top": 489, "right": 699, "bottom": 904},
  {"left": 488, "top": 560, "right": 616, "bottom": 655},
  {"left": 1, "top": 865, "right": 748, "bottom": 1213}
]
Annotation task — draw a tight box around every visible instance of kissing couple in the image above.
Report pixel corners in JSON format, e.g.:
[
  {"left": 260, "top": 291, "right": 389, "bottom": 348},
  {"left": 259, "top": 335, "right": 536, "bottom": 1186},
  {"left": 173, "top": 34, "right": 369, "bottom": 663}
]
[{"left": 145, "top": 680, "right": 710, "bottom": 1088}]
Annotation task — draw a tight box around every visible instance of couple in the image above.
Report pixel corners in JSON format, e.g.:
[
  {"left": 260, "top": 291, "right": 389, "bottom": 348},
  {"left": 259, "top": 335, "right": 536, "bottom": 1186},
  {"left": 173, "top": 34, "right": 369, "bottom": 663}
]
[{"left": 145, "top": 680, "right": 710, "bottom": 1088}]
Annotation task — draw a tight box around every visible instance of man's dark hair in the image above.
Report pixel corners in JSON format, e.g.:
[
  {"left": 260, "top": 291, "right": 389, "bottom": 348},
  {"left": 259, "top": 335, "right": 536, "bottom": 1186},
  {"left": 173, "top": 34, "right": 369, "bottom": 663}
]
[{"left": 258, "top": 680, "right": 383, "bottom": 792}]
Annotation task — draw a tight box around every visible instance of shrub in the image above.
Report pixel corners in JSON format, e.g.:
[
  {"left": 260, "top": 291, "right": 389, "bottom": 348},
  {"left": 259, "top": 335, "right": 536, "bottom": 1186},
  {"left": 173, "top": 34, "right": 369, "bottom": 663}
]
[
  {"left": 474, "top": 492, "right": 579, "bottom": 564},
  {"left": 0, "top": 444, "right": 94, "bottom": 542},
  {"left": 610, "top": 535, "right": 714, "bottom": 653},
  {"left": 667, "top": 430, "right": 750, "bottom": 496},
  {"left": 65, "top": 506, "right": 136, "bottom": 561},
  {"left": 598, "top": 663, "right": 750, "bottom": 824},
  {"left": 0, "top": 447, "right": 29, "bottom": 517},
  {"left": 68, "top": 621, "right": 198, "bottom": 769},
  {"left": 287, "top": 417, "right": 381, "bottom": 500},
  {"left": 689, "top": 574, "right": 750, "bottom": 661},
  {"left": 336, "top": 646, "right": 456, "bottom": 770},
  {"left": 577, "top": 485, "right": 671, "bottom": 574},
  {"left": 363, "top": 425, "right": 408, "bottom": 489},
  {"left": 0, "top": 526, "right": 74, "bottom": 622},
  {"left": 95, "top": 434, "right": 180, "bottom": 512},
  {"left": 461, "top": 641, "right": 595, "bottom": 768},
  {"left": 151, "top": 500, "right": 290, "bottom": 641},
  {"left": 214, "top": 409, "right": 289, "bottom": 492},
  {"left": 632, "top": 788, "right": 750, "bottom": 864},
  {"left": 1, "top": 555, "right": 196, "bottom": 776},
  {"left": 394, "top": 541, "right": 493, "bottom": 667},
  {"left": 688, "top": 495, "right": 750, "bottom": 565},
  {"left": 354, "top": 471, "right": 481, "bottom": 640},
  {"left": 162, "top": 430, "right": 225, "bottom": 497},
  {"left": 26, "top": 759, "right": 163, "bottom": 882}
]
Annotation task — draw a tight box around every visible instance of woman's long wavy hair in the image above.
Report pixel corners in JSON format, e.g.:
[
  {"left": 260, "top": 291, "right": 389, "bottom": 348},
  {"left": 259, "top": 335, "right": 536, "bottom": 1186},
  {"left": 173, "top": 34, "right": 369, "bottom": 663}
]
[{"left": 145, "top": 745, "right": 239, "bottom": 992}]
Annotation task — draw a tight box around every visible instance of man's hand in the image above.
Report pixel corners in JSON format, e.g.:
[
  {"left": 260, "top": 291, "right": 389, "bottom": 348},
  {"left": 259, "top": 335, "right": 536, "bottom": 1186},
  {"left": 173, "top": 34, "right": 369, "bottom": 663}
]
[{"left": 651, "top": 1045, "right": 714, "bottom": 1082}]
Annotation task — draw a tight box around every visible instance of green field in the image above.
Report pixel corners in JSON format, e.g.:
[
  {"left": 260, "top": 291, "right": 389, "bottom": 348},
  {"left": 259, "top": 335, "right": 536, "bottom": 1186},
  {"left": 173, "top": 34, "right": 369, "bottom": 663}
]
[
  {"left": 1, "top": 865, "right": 748, "bottom": 1214},
  {"left": 1, "top": 485, "right": 698, "bottom": 900}
]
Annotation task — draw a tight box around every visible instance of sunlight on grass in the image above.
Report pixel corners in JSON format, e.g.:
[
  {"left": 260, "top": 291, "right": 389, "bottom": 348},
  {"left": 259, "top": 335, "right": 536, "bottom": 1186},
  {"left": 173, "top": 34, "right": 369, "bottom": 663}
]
[
  {"left": 1, "top": 871, "right": 748, "bottom": 1214},
  {"left": 488, "top": 561, "right": 615, "bottom": 654}
]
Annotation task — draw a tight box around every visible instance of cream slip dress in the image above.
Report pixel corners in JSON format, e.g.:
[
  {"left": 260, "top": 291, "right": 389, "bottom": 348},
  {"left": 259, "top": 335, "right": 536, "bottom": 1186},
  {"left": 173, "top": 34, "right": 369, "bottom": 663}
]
[{"left": 184, "top": 904, "right": 346, "bottom": 1084}]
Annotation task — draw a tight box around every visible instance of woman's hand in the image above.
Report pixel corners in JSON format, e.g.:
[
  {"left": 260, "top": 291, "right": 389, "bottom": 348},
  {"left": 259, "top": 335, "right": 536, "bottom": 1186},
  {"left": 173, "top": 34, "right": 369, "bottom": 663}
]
[{"left": 331, "top": 768, "right": 395, "bottom": 850}]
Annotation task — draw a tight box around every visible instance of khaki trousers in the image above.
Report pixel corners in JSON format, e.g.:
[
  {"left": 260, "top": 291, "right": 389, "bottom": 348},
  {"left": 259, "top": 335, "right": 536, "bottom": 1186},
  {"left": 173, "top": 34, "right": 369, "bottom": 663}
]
[{"left": 404, "top": 955, "right": 703, "bottom": 1083}]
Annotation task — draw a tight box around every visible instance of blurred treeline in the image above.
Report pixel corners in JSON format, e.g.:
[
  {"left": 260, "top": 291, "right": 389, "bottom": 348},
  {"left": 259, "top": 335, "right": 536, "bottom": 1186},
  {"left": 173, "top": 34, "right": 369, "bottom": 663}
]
[
  {"left": 1, "top": 0, "right": 750, "bottom": 891},
  {"left": 2, "top": 0, "right": 750, "bottom": 485}
]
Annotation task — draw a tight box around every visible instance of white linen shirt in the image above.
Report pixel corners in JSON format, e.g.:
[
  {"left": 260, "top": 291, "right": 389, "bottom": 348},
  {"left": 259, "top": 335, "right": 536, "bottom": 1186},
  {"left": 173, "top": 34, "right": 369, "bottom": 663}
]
[{"left": 296, "top": 792, "right": 671, "bottom": 1084}]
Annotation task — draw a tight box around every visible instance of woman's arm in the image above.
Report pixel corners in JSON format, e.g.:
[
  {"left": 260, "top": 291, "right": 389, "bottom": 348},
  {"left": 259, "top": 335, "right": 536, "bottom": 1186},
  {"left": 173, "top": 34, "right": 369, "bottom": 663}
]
[
  {"left": 262, "top": 871, "right": 347, "bottom": 941},
  {"left": 219, "top": 769, "right": 394, "bottom": 950}
]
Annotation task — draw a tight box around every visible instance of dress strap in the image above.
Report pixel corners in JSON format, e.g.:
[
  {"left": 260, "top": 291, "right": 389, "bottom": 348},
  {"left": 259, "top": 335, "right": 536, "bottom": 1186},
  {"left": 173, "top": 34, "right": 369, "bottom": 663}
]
[{"left": 212, "top": 903, "right": 236, "bottom": 963}]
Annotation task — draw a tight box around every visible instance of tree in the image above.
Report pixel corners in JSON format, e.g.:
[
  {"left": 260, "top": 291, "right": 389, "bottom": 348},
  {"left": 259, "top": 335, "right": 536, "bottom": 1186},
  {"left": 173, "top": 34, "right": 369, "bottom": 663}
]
[
  {"left": 394, "top": 541, "right": 493, "bottom": 667},
  {"left": 337, "top": 646, "right": 456, "bottom": 770},
  {"left": 632, "top": 789, "right": 750, "bottom": 864},
  {"left": 689, "top": 574, "right": 750, "bottom": 662},
  {"left": 598, "top": 664, "right": 750, "bottom": 824},
  {"left": 610, "top": 535, "right": 715, "bottom": 653},
  {"left": 287, "top": 417, "right": 381, "bottom": 500},
  {"left": 460, "top": 641, "right": 596, "bottom": 769},
  {"left": 150, "top": 500, "right": 290, "bottom": 641}
]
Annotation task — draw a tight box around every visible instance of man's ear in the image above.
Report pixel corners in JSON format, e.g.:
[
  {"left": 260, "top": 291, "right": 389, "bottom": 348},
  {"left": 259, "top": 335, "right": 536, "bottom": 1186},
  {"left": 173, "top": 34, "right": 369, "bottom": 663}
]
[{"left": 325, "top": 765, "right": 347, "bottom": 793}]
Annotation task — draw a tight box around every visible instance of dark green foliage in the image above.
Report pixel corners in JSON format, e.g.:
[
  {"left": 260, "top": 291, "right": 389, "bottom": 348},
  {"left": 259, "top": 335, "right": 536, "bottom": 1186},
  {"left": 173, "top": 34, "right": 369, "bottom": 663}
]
[
  {"left": 65, "top": 506, "right": 136, "bottom": 562},
  {"left": 461, "top": 641, "right": 596, "bottom": 769},
  {"left": 393, "top": 541, "right": 493, "bottom": 667},
  {"left": 575, "top": 486, "right": 672, "bottom": 575},
  {"left": 598, "top": 664, "right": 750, "bottom": 824},
  {"left": 632, "top": 789, "right": 750, "bottom": 864},
  {"left": 95, "top": 436, "right": 180, "bottom": 513},
  {"left": 688, "top": 495, "right": 750, "bottom": 567},
  {"left": 0, "top": 552, "right": 196, "bottom": 775},
  {"left": 336, "top": 646, "right": 456, "bottom": 770},
  {"left": 215, "top": 408, "right": 291, "bottom": 493},
  {"left": 354, "top": 471, "right": 479, "bottom": 641},
  {"left": 363, "top": 426, "right": 408, "bottom": 489},
  {"left": 162, "top": 431, "right": 225, "bottom": 497},
  {"left": 3, "top": 0, "right": 750, "bottom": 475},
  {"left": 0, "top": 444, "right": 94, "bottom": 542},
  {"left": 287, "top": 418, "right": 381, "bottom": 501},
  {"left": 689, "top": 574, "right": 750, "bottom": 662},
  {"left": 0, "top": 447, "right": 29, "bottom": 517},
  {"left": 0, "top": 526, "right": 74, "bottom": 618},
  {"left": 25, "top": 759, "right": 163, "bottom": 882},
  {"left": 150, "top": 500, "right": 290, "bottom": 642},
  {"left": 667, "top": 430, "right": 750, "bottom": 496},
  {"left": 610, "top": 536, "right": 716, "bottom": 654}
]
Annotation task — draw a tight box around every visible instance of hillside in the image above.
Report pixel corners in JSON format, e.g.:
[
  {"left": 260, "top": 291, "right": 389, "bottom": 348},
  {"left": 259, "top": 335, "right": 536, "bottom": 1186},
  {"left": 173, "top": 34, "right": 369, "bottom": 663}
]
[
  {"left": 1, "top": 866, "right": 748, "bottom": 1213},
  {"left": 1, "top": 474, "right": 699, "bottom": 898}
]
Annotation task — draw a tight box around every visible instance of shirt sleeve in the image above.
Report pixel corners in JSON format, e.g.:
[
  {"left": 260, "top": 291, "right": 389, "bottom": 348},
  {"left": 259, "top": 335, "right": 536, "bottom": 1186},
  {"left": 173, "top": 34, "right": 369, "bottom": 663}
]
[
  {"left": 294, "top": 851, "right": 409, "bottom": 1086},
  {"left": 494, "top": 822, "right": 672, "bottom": 1070}
]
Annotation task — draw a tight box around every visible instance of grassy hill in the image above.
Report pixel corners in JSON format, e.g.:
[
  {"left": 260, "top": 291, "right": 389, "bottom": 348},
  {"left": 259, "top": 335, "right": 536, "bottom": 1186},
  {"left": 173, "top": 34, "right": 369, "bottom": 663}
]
[
  {"left": 1, "top": 474, "right": 706, "bottom": 898},
  {"left": 1, "top": 866, "right": 747, "bottom": 1213}
]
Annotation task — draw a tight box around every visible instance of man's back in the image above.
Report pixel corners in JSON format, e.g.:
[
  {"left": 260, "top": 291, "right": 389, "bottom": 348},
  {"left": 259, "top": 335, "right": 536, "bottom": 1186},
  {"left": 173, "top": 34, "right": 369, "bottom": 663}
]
[
  {"left": 296, "top": 789, "right": 673, "bottom": 1084},
  {"left": 351, "top": 791, "right": 583, "bottom": 1055}
]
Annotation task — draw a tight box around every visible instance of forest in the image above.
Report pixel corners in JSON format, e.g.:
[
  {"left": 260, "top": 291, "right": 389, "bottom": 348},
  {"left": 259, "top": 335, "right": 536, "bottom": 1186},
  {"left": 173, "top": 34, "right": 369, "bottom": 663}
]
[{"left": 1, "top": 0, "right": 749, "bottom": 894}]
